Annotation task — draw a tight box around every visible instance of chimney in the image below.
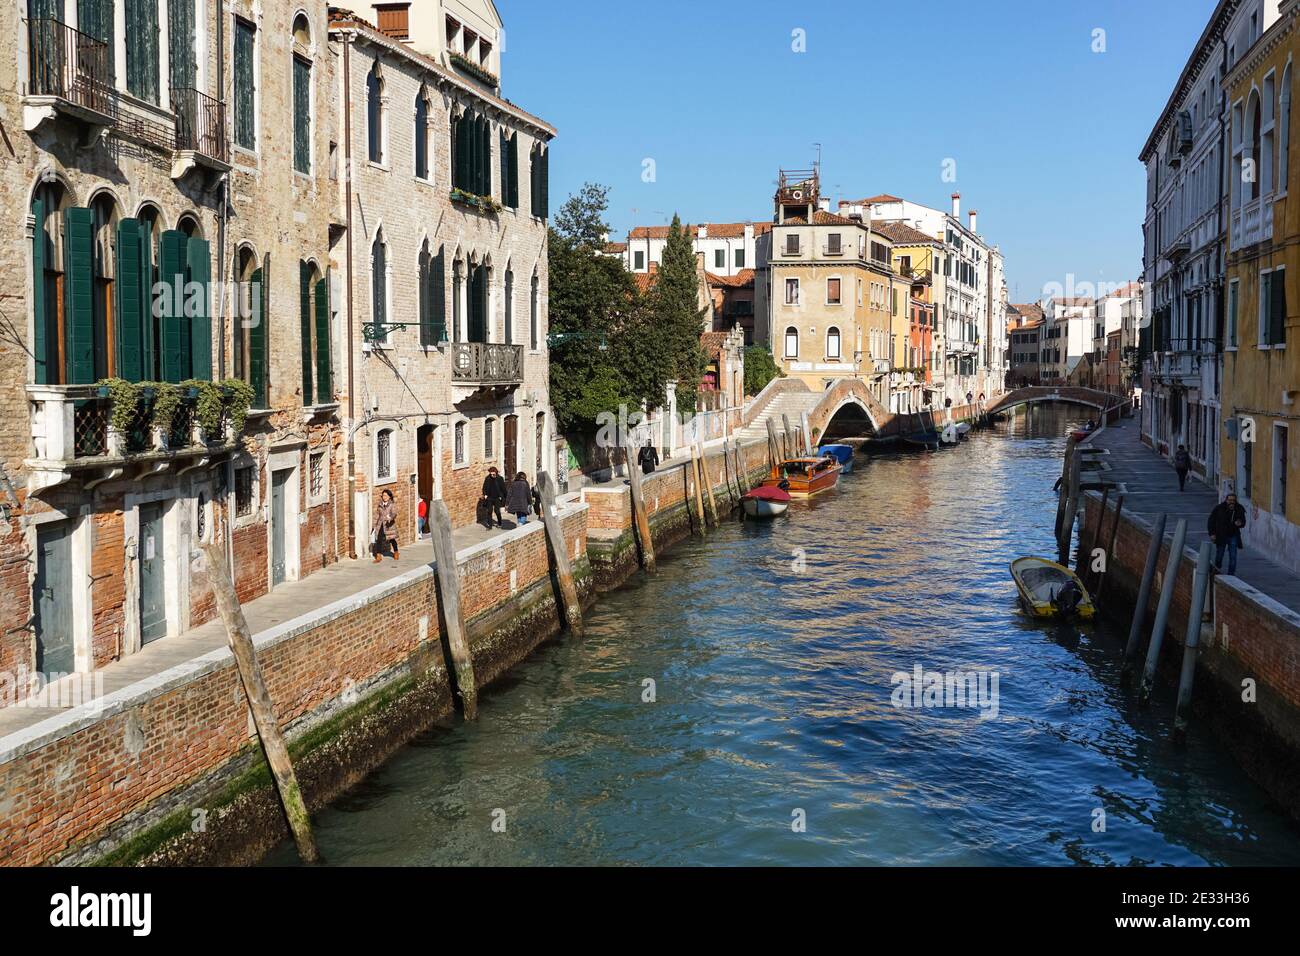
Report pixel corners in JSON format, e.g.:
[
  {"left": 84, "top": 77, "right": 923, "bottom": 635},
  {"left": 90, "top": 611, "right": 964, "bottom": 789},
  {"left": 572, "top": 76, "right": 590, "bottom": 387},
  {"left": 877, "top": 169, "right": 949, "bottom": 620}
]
[
  {"left": 969, "top": 210, "right": 978, "bottom": 233},
  {"left": 697, "top": 225, "right": 708, "bottom": 241},
  {"left": 951, "top": 192, "right": 961, "bottom": 219},
  {"left": 818, "top": 196, "right": 830, "bottom": 213}
]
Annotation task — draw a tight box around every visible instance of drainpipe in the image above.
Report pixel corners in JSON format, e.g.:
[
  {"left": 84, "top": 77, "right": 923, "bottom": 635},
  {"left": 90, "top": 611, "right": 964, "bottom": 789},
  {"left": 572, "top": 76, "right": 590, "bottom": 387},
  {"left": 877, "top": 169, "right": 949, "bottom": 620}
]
[
  {"left": 216, "top": 0, "right": 226, "bottom": 379},
  {"left": 344, "top": 32, "right": 357, "bottom": 559}
]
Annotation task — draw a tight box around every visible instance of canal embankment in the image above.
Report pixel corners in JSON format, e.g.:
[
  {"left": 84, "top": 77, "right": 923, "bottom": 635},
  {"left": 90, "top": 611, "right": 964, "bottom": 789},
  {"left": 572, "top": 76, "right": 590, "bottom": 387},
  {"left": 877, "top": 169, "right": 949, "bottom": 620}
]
[{"left": 1075, "top": 420, "right": 1300, "bottom": 821}]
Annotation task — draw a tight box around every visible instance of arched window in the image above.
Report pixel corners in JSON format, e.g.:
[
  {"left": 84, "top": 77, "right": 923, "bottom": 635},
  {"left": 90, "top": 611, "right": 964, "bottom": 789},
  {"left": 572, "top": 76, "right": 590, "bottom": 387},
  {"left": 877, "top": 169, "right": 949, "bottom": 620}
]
[
  {"left": 484, "top": 416, "right": 495, "bottom": 459},
  {"left": 784, "top": 326, "right": 799, "bottom": 359},
  {"left": 414, "top": 87, "right": 430, "bottom": 180},
  {"left": 31, "top": 180, "right": 69, "bottom": 385},
  {"left": 89, "top": 192, "right": 120, "bottom": 380},
  {"left": 530, "top": 271, "right": 539, "bottom": 350},
  {"left": 418, "top": 241, "right": 446, "bottom": 346},
  {"left": 826, "top": 326, "right": 841, "bottom": 360},
  {"left": 452, "top": 258, "right": 463, "bottom": 343},
  {"left": 371, "top": 230, "right": 388, "bottom": 341},
  {"left": 375, "top": 427, "right": 393, "bottom": 481},
  {"left": 367, "top": 62, "right": 384, "bottom": 164},
  {"left": 1250, "top": 90, "right": 1262, "bottom": 201},
  {"left": 454, "top": 419, "right": 467, "bottom": 465},
  {"left": 292, "top": 16, "right": 312, "bottom": 174},
  {"left": 504, "top": 266, "right": 514, "bottom": 344},
  {"left": 1282, "top": 66, "right": 1292, "bottom": 189},
  {"left": 299, "top": 260, "right": 330, "bottom": 405},
  {"left": 233, "top": 245, "right": 268, "bottom": 407}
]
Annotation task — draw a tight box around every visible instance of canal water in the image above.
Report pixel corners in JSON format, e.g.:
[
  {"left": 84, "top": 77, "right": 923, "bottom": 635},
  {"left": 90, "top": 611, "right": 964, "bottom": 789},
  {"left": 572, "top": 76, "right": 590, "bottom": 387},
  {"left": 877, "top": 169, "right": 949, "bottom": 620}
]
[{"left": 267, "top": 405, "right": 1300, "bottom": 866}]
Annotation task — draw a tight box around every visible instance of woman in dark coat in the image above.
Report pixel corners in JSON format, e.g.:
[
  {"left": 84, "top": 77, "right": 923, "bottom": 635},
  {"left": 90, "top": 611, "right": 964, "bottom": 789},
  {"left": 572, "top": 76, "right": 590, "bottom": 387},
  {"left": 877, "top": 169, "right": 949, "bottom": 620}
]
[
  {"left": 372, "top": 489, "right": 399, "bottom": 562},
  {"left": 505, "top": 472, "right": 533, "bottom": 525},
  {"left": 481, "top": 466, "right": 508, "bottom": 528}
]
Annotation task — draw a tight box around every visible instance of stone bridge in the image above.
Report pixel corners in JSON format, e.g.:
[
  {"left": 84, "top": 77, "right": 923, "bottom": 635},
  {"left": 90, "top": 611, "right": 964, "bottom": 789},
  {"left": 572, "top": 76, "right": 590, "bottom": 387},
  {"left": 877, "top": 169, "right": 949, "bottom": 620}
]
[{"left": 985, "top": 386, "right": 1124, "bottom": 418}]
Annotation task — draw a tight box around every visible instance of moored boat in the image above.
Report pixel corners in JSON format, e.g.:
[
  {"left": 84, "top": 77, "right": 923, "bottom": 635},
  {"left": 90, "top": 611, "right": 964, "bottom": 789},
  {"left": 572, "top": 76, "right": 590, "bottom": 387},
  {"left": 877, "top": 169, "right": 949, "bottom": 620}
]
[
  {"left": 742, "top": 485, "right": 791, "bottom": 518},
  {"left": 955, "top": 422, "right": 972, "bottom": 440},
  {"left": 901, "top": 431, "right": 941, "bottom": 451},
  {"left": 817, "top": 443, "right": 854, "bottom": 474},
  {"left": 1010, "top": 556, "right": 1096, "bottom": 620},
  {"left": 762, "top": 457, "right": 842, "bottom": 498}
]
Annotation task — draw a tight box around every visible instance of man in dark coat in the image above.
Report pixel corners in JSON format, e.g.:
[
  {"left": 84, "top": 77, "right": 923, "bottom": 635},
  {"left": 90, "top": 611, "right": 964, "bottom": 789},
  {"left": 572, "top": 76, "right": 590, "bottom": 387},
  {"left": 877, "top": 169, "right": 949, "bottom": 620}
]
[
  {"left": 1207, "top": 492, "right": 1247, "bottom": 574},
  {"left": 481, "top": 466, "right": 507, "bottom": 528},
  {"left": 637, "top": 439, "right": 660, "bottom": 475},
  {"left": 1173, "top": 444, "right": 1192, "bottom": 491}
]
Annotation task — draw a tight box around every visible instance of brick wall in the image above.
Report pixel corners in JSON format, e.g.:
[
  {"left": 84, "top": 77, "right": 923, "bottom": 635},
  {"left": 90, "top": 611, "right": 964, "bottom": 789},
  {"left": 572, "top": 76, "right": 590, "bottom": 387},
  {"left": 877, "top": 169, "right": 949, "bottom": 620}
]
[{"left": 0, "top": 503, "right": 589, "bottom": 866}]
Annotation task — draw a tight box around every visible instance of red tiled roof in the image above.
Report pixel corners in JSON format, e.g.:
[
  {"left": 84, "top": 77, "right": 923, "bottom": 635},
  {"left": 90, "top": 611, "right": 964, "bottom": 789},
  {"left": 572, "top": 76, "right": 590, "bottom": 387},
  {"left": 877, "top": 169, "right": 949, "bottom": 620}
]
[
  {"left": 626, "top": 221, "right": 770, "bottom": 240},
  {"left": 1009, "top": 303, "right": 1045, "bottom": 321},
  {"left": 705, "top": 269, "right": 755, "bottom": 288},
  {"left": 633, "top": 273, "right": 657, "bottom": 293},
  {"left": 872, "top": 221, "right": 939, "bottom": 245},
  {"left": 781, "top": 210, "right": 860, "bottom": 227},
  {"left": 842, "top": 194, "right": 903, "bottom": 206},
  {"left": 700, "top": 331, "right": 729, "bottom": 359},
  {"left": 1053, "top": 297, "right": 1094, "bottom": 306},
  {"left": 604, "top": 242, "right": 627, "bottom": 254}
]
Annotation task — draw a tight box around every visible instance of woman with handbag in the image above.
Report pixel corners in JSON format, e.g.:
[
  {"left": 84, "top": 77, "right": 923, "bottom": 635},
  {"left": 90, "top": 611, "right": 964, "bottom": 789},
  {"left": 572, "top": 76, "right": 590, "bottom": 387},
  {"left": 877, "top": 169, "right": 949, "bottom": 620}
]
[{"left": 372, "top": 488, "right": 400, "bottom": 563}]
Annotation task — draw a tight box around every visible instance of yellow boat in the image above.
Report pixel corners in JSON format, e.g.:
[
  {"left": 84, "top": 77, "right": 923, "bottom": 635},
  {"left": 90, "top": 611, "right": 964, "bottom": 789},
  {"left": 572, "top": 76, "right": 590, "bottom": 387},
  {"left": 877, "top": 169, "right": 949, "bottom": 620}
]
[{"left": 1010, "top": 556, "right": 1096, "bottom": 620}]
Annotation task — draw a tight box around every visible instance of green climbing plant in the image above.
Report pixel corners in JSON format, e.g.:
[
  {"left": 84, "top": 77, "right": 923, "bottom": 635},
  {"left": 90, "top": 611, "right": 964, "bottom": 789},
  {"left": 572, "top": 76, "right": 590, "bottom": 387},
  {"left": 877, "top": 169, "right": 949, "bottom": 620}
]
[
  {"left": 148, "top": 382, "right": 182, "bottom": 436},
  {"left": 220, "top": 378, "right": 255, "bottom": 435},
  {"left": 100, "top": 378, "right": 146, "bottom": 434},
  {"left": 185, "top": 379, "right": 226, "bottom": 438}
]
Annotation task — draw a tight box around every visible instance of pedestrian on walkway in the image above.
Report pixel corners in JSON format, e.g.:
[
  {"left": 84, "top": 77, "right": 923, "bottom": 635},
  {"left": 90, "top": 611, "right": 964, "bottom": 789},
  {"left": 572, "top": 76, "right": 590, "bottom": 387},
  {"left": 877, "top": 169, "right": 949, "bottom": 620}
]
[
  {"left": 1208, "top": 492, "right": 1247, "bottom": 575},
  {"left": 506, "top": 472, "right": 533, "bottom": 525},
  {"left": 481, "top": 466, "right": 508, "bottom": 528},
  {"left": 1173, "top": 444, "right": 1191, "bottom": 491},
  {"left": 637, "top": 439, "right": 660, "bottom": 475},
  {"left": 371, "top": 488, "right": 400, "bottom": 563}
]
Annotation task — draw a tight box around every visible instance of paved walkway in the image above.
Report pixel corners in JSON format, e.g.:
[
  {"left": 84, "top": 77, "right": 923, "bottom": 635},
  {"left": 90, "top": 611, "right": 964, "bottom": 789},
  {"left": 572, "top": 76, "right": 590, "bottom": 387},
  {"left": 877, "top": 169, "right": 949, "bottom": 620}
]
[
  {"left": 0, "top": 518, "right": 529, "bottom": 739},
  {"left": 1086, "top": 419, "right": 1300, "bottom": 615}
]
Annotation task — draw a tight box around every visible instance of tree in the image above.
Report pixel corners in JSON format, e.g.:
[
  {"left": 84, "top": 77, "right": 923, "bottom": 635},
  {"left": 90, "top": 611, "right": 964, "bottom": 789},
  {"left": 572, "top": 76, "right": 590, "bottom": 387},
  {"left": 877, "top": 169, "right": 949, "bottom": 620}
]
[
  {"left": 548, "top": 184, "right": 673, "bottom": 435},
  {"left": 743, "top": 345, "right": 783, "bottom": 397},
  {"left": 651, "top": 215, "right": 707, "bottom": 415}
]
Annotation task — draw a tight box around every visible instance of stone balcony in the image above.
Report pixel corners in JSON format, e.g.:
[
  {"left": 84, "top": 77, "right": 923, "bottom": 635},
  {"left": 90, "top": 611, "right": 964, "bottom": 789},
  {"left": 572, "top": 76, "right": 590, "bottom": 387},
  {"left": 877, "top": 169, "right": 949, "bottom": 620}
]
[
  {"left": 26, "top": 385, "right": 236, "bottom": 493},
  {"left": 450, "top": 342, "right": 523, "bottom": 401}
]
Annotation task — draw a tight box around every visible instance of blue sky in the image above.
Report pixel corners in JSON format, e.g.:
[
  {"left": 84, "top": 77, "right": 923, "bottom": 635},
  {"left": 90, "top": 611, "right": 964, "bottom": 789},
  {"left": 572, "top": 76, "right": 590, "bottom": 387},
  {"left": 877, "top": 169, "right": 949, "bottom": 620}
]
[{"left": 500, "top": 0, "right": 1218, "bottom": 303}]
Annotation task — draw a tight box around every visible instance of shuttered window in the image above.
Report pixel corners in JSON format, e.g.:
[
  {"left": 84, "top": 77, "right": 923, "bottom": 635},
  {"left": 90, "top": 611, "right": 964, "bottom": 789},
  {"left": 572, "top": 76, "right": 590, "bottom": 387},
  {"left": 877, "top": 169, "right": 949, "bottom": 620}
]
[
  {"left": 1268, "top": 268, "right": 1288, "bottom": 346},
  {"left": 315, "top": 274, "right": 331, "bottom": 401},
  {"left": 31, "top": 197, "right": 56, "bottom": 384},
  {"left": 168, "top": 0, "right": 195, "bottom": 100},
  {"left": 158, "top": 230, "right": 188, "bottom": 382},
  {"left": 299, "top": 260, "right": 313, "bottom": 405},
  {"left": 114, "top": 218, "right": 147, "bottom": 382},
  {"left": 234, "top": 18, "right": 255, "bottom": 149},
  {"left": 293, "top": 55, "right": 311, "bottom": 173},
  {"left": 468, "top": 264, "right": 487, "bottom": 343},
  {"left": 371, "top": 236, "right": 387, "bottom": 341},
  {"left": 414, "top": 92, "right": 429, "bottom": 179},
  {"left": 530, "top": 145, "right": 549, "bottom": 219},
  {"left": 77, "top": 0, "right": 114, "bottom": 77},
  {"left": 504, "top": 269, "right": 513, "bottom": 344},
  {"left": 124, "top": 0, "right": 159, "bottom": 103},
  {"left": 186, "top": 236, "right": 211, "bottom": 380},
  {"left": 248, "top": 260, "right": 268, "bottom": 407},
  {"left": 367, "top": 64, "right": 383, "bottom": 164},
  {"left": 63, "top": 207, "right": 95, "bottom": 384},
  {"left": 452, "top": 110, "right": 491, "bottom": 196},
  {"left": 529, "top": 274, "right": 539, "bottom": 351}
]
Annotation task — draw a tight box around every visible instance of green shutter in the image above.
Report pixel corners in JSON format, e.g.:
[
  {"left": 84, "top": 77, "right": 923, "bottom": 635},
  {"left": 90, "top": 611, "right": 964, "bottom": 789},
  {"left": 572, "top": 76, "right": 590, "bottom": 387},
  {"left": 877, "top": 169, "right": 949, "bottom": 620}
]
[
  {"left": 32, "top": 198, "right": 50, "bottom": 385},
  {"left": 63, "top": 207, "right": 95, "bottom": 385},
  {"left": 540, "top": 146, "right": 549, "bottom": 219},
  {"left": 508, "top": 134, "right": 519, "bottom": 209},
  {"left": 158, "top": 230, "right": 186, "bottom": 382},
  {"left": 480, "top": 115, "right": 492, "bottom": 196},
  {"left": 78, "top": 0, "right": 114, "bottom": 77},
  {"left": 115, "top": 218, "right": 145, "bottom": 382},
  {"left": 168, "top": 0, "right": 195, "bottom": 98},
  {"left": 234, "top": 19, "right": 255, "bottom": 149},
  {"left": 142, "top": 225, "right": 157, "bottom": 380},
  {"left": 125, "top": 0, "right": 160, "bottom": 103},
  {"left": 315, "top": 275, "right": 331, "bottom": 401},
  {"left": 293, "top": 56, "right": 310, "bottom": 174},
  {"left": 1271, "top": 270, "right": 1288, "bottom": 346},
  {"left": 187, "top": 236, "right": 211, "bottom": 380},
  {"left": 299, "top": 260, "right": 313, "bottom": 405},
  {"left": 432, "top": 248, "right": 446, "bottom": 344},
  {"left": 500, "top": 129, "right": 508, "bottom": 204},
  {"left": 249, "top": 266, "right": 266, "bottom": 407}
]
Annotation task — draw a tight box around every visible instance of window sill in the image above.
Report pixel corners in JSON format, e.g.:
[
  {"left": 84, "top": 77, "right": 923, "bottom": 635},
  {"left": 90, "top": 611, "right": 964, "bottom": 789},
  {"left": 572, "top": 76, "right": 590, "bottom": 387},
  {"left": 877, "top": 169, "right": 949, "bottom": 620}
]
[
  {"left": 414, "top": 175, "right": 436, "bottom": 187},
  {"left": 368, "top": 161, "right": 389, "bottom": 172},
  {"left": 307, "top": 494, "right": 330, "bottom": 509},
  {"left": 453, "top": 460, "right": 470, "bottom": 471},
  {"left": 293, "top": 169, "right": 313, "bottom": 183},
  {"left": 374, "top": 474, "right": 397, "bottom": 487}
]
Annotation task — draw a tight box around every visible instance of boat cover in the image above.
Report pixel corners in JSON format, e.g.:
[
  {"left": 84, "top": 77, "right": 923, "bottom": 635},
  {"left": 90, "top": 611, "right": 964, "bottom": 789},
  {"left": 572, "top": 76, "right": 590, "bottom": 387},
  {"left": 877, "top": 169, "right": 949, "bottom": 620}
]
[{"left": 744, "top": 486, "right": 792, "bottom": 502}]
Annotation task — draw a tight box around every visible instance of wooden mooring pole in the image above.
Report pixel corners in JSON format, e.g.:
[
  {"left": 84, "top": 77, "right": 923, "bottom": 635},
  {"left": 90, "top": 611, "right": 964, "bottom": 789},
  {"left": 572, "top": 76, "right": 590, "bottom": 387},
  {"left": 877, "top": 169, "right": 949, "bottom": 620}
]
[
  {"left": 1140, "top": 517, "right": 1188, "bottom": 706},
  {"left": 200, "top": 543, "right": 320, "bottom": 864},
  {"left": 1057, "top": 447, "right": 1082, "bottom": 566},
  {"left": 765, "top": 418, "right": 780, "bottom": 472},
  {"left": 781, "top": 413, "right": 795, "bottom": 460},
  {"left": 428, "top": 500, "right": 479, "bottom": 720},
  {"left": 697, "top": 442, "right": 719, "bottom": 526},
  {"left": 1092, "top": 494, "right": 1124, "bottom": 605},
  {"left": 734, "top": 439, "right": 751, "bottom": 494},
  {"left": 1174, "top": 541, "right": 1215, "bottom": 735},
  {"left": 537, "top": 471, "right": 584, "bottom": 636},
  {"left": 801, "top": 411, "right": 814, "bottom": 456},
  {"left": 622, "top": 441, "right": 656, "bottom": 573},
  {"left": 688, "top": 444, "right": 709, "bottom": 531},
  {"left": 1077, "top": 486, "right": 1108, "bottom": 576},
  {"left": 1123, "top": 512, "right": 1168, "bottom": 672}
]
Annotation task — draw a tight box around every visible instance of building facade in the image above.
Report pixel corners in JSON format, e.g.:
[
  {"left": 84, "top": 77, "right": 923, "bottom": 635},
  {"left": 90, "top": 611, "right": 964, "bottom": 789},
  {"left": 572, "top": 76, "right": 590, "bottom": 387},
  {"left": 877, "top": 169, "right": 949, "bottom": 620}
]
[
  {"left": 6, "top": 0, "right": 342, "bottom": 696},
  {"left": 1007, "top": 304, "right": 1045, "bottom": 387},
  {"left": 331, "top": 4, "right": 555, "bottom": 550},
  {"left": 1222, "top": 0, "right": 1300, "bottom": 572}
]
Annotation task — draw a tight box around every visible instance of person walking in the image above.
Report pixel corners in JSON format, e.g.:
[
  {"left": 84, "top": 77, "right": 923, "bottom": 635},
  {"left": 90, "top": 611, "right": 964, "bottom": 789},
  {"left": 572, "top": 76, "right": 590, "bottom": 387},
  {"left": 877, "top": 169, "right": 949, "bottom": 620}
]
[
  {"left": 1208, "top": 492, "right": 1247, "bottom": 575},
  {"left": 506, "top": 471, "right": 533, "bottom": 526},
  {"left": 1173, "top": 444, "right": 1191, "bottom": 491},
  {"left": 637, "top": 439, "right": 660, "bottom": 475},
  {"left": 481, "top": 466, "right": 507, "bottom": 529},
  {"left": 371, "top": 488, "right": 400, "bottom": 563}
]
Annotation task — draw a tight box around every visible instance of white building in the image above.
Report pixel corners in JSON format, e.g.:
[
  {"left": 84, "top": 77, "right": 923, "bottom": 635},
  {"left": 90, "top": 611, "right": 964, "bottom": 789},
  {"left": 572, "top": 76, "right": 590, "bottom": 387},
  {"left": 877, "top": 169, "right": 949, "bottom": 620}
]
[
  {"left": 1040, "top": 298, "right": 1095, "bottom": 383},
  {"left": 620, "top": 222, "right": 772, "bottom": 278},
  {"left": 1140, "top": 0, "right": 1279, "bottom": 484}
]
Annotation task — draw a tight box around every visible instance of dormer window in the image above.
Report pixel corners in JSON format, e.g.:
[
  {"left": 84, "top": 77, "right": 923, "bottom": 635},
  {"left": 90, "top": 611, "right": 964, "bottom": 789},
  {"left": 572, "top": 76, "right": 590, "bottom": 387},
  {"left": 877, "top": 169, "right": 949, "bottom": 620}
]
[{"left": 446, "top": 16, "right": 461, "bottom": 51}]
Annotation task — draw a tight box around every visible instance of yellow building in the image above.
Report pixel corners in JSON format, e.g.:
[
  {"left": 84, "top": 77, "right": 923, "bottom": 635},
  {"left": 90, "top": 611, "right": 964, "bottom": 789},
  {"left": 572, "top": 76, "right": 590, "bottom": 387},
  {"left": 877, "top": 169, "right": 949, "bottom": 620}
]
[
  {"left": 1223, "top": 3, "right": 1300, "bottom": 572},
  {"left": 768, "top": 170, "right": 894, "bottom": 403},
  {"left": 876, "top": 222, "right": 946, "bottom": 411}
]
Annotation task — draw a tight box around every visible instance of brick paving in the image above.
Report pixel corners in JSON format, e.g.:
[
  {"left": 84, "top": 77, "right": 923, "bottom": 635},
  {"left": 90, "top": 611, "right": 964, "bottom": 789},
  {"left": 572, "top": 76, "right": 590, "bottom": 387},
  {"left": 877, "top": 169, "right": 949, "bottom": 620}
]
[{"left": 1086, "top": 419, "right": 1300, "bottom": 615}]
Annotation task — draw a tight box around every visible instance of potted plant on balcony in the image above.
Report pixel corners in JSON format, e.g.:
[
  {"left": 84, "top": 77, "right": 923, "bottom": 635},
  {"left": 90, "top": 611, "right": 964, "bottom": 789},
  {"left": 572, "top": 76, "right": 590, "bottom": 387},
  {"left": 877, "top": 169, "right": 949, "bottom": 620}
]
[
  {"left": 148, "top": 382, "right": 182, "bottom": 451},
  {"left": 101, "top": 378, "right": 147, "bottom": 457},
  {"left": 187, "top": 379, "right": 227, "bottom": 446},
  {"left": 220, "top": 378, "right": 255, "bottom": 437}
]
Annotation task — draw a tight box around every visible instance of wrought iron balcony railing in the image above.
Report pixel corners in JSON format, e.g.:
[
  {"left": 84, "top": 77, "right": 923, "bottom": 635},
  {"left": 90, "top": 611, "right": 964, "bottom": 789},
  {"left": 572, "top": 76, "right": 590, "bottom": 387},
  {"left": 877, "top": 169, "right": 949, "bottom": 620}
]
[
  {"left": 27, "top": 18, "right": 113, "bottom": 118},
  {"left": 171, "top": 87, "right": 228, "bottom": 164},
  {"left": 450, "top": 342, "right": 523, "bottom": 385}
]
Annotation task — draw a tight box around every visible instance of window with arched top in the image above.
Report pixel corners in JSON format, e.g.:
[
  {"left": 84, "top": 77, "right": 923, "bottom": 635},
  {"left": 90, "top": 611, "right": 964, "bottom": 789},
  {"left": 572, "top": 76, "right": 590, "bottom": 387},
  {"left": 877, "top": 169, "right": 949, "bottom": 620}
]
[
  {"left": 415, "top": 87, "right": 431, "bottom": 180},
  {"left": 299, "top": 259, "right": 331, "bottom": 405},
  {"left": 292, "top": 11, "right": 311, "bottom": 47},
  {"left": 371, "top": 230, "right": 388, "bottom": 341},
  {"left": 1250, "top": 90, "right": 1262, "bottom": 201},
  {"left": 375, "top": 426, "right": 394, "bottom": 481},
  {"left": 826, "top": 326, "right": 841, "bottom": 360},
  {"left": 530, "top": 271, "right": 540, "bottom": 350},
  {"left": 504, "top": 267, "right": 514, "bottom": 344},
  {"left": 367, "top": 62, "right": 384, "bottom": 164},
  {"left": 784, "top": 326, "right": 799, "bottom": 359},
  {"left": 1282, "top": 65, "right": 1292, "bottom": 189}
]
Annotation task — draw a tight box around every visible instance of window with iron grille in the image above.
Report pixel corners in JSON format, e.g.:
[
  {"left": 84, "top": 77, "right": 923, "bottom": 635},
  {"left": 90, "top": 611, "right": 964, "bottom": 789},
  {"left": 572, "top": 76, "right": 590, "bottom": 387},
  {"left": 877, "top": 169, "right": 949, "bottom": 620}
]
[
  {"left": 196, "top": 492, "right": 206, "bottom": 541},
  {"left": 455, "top": 420, "right": 466, "bottom": 464},
  {"left": 376, "top": 428, "right": 392, "bottom": 480},
  {"left": 484, "top": 418, "right": 494, "bottom": 458},
  {"left": 309, "top": 451, "right": 325, "bottom": 500},
  {"left": 234, "top": 466, "right": 255, "bottom": 517}
]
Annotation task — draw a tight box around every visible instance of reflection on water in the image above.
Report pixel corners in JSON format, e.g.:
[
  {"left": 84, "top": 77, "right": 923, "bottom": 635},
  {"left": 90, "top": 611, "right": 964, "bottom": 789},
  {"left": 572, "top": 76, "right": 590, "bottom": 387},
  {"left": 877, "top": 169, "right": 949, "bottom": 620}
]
[{"left": 266, "top": 405, "right": 1300, "bottom": 866}]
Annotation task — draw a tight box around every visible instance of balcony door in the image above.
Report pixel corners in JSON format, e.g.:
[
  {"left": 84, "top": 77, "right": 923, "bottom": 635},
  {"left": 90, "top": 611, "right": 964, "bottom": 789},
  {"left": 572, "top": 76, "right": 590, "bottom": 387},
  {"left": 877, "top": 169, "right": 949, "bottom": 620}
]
[
  {"left": 34, "top": 522, "right": 74, "bottom": 676},
  {"left": 138, "top": 502, "right": 167, "bottom": 645},
  {"left": 504, "top": 414, "right": 518, "bottom": 479}
]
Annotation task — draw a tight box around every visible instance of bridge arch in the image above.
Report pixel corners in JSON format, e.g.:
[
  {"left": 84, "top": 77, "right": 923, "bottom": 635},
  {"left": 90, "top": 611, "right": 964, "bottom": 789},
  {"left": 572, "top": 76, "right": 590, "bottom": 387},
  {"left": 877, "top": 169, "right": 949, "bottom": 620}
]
[
  {"left": 808, "top": 379, "right": 889, "bottom": 443},
  {"left": 985, "top": 386, "right": 1119, "bottom": 417}
]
